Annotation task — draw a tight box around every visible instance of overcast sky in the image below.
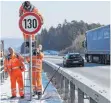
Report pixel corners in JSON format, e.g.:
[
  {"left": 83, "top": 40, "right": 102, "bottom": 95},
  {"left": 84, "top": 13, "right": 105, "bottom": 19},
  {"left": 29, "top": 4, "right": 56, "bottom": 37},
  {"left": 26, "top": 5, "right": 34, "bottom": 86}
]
[{"left": 0, "top": 1, "right": 110, "bottom": 38}]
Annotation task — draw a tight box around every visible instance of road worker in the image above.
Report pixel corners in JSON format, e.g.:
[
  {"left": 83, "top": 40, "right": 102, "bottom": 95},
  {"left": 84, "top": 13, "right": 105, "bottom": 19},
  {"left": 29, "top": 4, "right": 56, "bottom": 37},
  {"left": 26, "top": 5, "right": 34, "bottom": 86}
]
[
  {"left": 19, "top": 1, "right": 43, "bottom": 47},
  {"left": 26, "top": 45, "right": 44, "bottom": 99},
  {"left": 4, "top": 47, "right": 25, "bottom": 99}
]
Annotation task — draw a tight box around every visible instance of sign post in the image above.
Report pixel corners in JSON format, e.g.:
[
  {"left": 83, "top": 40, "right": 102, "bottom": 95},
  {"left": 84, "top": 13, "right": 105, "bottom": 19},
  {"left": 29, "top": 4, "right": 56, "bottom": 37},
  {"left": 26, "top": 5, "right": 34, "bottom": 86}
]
[
  {"left": 19, "top": 12, "right": 42, "bottom": 100},
  {"left": 29, "top": 35, "right": 32, "bottom": 100}
]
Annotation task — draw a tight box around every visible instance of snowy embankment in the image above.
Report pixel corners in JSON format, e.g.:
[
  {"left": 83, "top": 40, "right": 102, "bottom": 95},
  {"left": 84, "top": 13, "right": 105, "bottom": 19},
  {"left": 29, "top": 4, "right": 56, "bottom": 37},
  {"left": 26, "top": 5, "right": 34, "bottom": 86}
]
[{"left": 0, "top": 63, "right": 62, "bottom": 103}]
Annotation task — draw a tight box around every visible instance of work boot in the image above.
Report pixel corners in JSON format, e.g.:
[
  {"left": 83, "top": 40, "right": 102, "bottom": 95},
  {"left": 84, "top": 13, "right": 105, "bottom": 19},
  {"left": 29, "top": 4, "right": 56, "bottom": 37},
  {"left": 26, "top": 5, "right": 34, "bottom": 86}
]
[
  {"left": 20, "top": 95, "right": 24, "bottom": 99},
  {"left": 32, "top": 91, "right": 36, "bottom": 96},
  {"left": 10, "top": 96, "right": 16, "bottom": 99},
  {"left": 20, "top": 95, "right": 25, "bottom": 99},
  {"left": 38, "top": 92, "right": 42, "bottom": 100}
]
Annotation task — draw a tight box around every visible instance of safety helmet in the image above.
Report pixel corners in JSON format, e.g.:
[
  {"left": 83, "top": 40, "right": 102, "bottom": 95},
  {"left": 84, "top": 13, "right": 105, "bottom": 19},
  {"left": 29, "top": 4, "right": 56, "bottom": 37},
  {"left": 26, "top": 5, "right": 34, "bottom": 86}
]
[{"left": 22, "top": 1, "right": 31, "bottom": 10}]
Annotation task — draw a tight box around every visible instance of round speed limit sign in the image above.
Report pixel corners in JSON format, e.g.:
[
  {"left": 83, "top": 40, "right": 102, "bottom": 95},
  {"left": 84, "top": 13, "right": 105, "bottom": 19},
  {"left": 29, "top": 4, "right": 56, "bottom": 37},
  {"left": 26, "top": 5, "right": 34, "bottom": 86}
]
[{"left": 19, "top": 12, "right": 42, "bottom": 34}]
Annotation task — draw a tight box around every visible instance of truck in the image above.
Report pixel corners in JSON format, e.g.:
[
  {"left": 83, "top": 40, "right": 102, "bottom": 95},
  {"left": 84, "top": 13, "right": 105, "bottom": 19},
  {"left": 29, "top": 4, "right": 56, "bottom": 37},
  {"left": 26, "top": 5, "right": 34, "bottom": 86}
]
[{"left": 85, "top": 25, "right": 110, "bottom": 64}]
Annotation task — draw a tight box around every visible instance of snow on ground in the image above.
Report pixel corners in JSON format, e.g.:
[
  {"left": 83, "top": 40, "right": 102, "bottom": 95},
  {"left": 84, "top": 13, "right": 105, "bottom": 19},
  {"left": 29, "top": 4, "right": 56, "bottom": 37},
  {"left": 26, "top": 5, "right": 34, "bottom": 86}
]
[{"left": 0, "top": 63, "right": 62, "bottom": 103}]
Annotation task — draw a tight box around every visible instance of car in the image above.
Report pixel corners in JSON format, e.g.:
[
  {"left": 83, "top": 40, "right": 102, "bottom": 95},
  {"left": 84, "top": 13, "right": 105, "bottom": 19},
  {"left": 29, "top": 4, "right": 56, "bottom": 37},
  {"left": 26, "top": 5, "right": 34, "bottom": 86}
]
[{"left": 63, "top": 53, "right": 84, "bottom": 67}]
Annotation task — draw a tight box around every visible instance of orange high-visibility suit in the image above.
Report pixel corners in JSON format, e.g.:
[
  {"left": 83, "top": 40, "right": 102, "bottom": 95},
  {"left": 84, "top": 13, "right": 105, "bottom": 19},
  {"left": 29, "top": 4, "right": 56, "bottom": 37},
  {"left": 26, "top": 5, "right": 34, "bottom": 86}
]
[
  {"left": 19, "top": 5, "right": 43, "bottom": 41},
  {"left": 4, "top": 54, "right": 25, "bottom": 97},
  {"left": 26, "top": 52, "right": 44, "bottom": 93}
]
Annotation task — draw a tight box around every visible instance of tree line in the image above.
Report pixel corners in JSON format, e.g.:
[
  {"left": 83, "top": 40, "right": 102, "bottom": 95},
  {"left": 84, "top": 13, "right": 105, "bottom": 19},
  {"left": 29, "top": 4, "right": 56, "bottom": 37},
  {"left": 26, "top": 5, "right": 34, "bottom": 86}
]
[
  {"left": 21, "top": 20, "right": 102, "bottom": 54},
  {"left": 36, "top": 20, "right": 102, "bottom": 53}
]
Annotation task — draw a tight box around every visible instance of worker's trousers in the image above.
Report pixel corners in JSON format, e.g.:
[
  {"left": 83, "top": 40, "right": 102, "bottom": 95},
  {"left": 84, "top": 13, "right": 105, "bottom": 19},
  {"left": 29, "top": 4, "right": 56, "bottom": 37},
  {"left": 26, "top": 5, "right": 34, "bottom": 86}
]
[
  {"left": 10, "top": 69, "right": 24, "bottom": 96},
  {"left": 32, "top": 69, "right": 42, "bottom": 93}
]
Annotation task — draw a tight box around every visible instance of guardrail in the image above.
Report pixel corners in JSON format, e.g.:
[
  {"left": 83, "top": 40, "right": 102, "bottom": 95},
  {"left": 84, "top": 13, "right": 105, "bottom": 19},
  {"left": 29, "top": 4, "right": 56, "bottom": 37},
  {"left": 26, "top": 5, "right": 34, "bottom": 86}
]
[
  {"left": 0, "top": 57, "right": 8, "bottom": 84},
  {"left": 44, "top": 55, "right": 63, "bottom": 59},
  {"left": 44, "top": 54, "right": 85, "bottom": 60},
  {"left": 43, "top": 60, "right": 110, "bottom": 103}
]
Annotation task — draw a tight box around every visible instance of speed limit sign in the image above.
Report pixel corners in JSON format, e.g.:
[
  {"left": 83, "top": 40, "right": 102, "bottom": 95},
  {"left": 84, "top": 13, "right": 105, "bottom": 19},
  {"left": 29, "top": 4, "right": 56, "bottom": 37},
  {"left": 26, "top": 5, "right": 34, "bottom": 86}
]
[{"left": 19, "top": 12, "right": 42, "bottom": 34}]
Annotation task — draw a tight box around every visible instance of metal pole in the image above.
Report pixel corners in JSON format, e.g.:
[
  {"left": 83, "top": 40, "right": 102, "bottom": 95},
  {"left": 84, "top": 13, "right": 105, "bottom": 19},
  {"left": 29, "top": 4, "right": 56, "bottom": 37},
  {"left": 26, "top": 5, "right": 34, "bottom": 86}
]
[
  {"left": 60, "top": 75, "right": 65, "bottom": 98},
  {"left": 70, "top": 82, "right": 75, "bottom": 103},
  {"left": 29, "top": 35, "right": 32, "bottom": 100},
  {"left": 78, "top": 88, "right": 84, "bottom": 103},
  {"left": 90, "top": 97, "right": 97, "bottom": 103},
  {"left": 64, "top": 77, "right": 69, "bottom": 102}
]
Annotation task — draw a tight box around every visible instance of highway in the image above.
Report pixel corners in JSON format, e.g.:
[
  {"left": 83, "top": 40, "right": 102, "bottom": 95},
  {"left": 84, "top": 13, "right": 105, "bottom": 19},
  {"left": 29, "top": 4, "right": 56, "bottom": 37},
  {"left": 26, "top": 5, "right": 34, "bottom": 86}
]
[{"left": 44, "top": 56, "right": 110, "bottom": 91}]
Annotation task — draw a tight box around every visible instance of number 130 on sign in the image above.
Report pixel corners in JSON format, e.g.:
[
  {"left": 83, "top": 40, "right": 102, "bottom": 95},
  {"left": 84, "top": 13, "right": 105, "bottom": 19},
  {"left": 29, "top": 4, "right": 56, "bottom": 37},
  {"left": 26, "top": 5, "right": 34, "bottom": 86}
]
[
  {"left": 24, "top": 18, "right": 37, "bottom": 29},
  {"left": 19, "top": 12, "right": 42, "bottom": 35}
]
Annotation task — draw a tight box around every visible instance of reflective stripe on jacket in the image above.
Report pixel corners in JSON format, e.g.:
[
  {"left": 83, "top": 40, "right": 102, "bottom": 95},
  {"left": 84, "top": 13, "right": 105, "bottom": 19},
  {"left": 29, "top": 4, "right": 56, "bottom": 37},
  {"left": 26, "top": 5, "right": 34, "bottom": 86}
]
[
  {"left": 26, "top": 52, "right": 44, "bottom": 72},
  {"left": 4, "top": 54, "right": 25, "bottom": 72}
]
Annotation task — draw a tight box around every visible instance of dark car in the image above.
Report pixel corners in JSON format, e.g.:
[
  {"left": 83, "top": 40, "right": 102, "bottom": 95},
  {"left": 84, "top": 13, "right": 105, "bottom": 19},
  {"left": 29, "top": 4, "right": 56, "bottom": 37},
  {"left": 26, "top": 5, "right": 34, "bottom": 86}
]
[{"left": 63, "top": 53, "right": 84, "bottom": 67}]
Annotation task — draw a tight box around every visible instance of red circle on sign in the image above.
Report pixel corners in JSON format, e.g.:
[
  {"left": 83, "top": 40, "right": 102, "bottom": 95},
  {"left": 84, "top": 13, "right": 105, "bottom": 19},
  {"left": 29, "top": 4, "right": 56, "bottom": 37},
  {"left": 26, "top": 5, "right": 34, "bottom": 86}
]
[{"left": 19, "top": 12, "right": 42, "bottom": 35}]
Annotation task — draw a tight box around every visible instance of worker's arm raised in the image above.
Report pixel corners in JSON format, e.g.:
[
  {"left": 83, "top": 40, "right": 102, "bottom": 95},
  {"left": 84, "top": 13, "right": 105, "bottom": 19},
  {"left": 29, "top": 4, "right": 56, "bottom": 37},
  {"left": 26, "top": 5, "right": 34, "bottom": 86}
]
[{"left": 33, "top": 8, "right": 44, "bottom": 25}]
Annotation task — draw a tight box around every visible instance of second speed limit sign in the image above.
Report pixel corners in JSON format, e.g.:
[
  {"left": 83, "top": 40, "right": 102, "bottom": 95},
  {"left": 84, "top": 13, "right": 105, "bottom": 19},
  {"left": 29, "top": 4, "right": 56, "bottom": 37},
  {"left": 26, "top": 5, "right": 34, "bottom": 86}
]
[{"left": 19, "top": 12, "right": 42, "bottom": 35}]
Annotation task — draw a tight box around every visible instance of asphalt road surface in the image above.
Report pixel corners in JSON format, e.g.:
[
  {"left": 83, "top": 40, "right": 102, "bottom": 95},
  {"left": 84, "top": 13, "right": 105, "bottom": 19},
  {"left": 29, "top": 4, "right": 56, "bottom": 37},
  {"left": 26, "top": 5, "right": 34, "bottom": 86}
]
[{"left": 44, "top": 56, "right": 110, "bottom": 91}]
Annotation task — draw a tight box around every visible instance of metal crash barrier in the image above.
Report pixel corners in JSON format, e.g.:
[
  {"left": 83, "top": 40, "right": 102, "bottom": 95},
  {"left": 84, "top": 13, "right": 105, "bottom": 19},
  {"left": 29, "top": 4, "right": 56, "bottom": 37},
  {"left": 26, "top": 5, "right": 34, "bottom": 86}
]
[
  {"left": 0, "top": 57, "right": 8, "bottom": 84},
  {"left": 43, "top": 60, "right": 110, "bottom": 103}
]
